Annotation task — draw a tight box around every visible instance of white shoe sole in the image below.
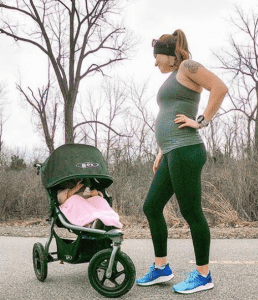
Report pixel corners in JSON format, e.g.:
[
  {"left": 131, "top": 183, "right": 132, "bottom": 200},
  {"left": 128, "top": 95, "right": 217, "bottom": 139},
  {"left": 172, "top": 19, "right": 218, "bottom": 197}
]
[
  {"left": 174, "top": 282, "right": 214, "bottom": 294},
  {"left": 136, "top": 273, "right": 174, "bottom": 286}
]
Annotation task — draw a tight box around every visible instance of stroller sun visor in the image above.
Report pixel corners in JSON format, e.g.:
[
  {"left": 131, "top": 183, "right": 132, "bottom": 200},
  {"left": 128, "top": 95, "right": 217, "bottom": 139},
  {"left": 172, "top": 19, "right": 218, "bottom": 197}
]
[{"left": 40, "top": 144, "right": 113, "bottom": 189}]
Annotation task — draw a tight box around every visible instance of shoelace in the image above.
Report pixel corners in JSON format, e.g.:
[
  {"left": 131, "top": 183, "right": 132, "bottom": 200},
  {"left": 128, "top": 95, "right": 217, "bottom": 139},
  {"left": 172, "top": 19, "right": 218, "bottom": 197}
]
[
  {"left": 141, "top": 264, "right": 155, "bottom": 279},
  {"left": 140, "top": 264, "right": 165, "bottom": 281},
  {"left": 183, "top": 270, "right": 199, "bottom": 283},
  {"left": 149, "top": 264, "right": 156, "bottom": 271}
]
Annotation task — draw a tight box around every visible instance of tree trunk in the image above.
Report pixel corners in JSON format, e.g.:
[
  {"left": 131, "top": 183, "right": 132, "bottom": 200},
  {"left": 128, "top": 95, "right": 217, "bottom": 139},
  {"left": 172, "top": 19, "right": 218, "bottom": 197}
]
[
  {"left": 64, "top": 99, "right": 75, "bottom": 144},
  {"left": 40, "top": 115, "right": 55, "bottom": 154},
  {"left": 254, "top": 82, "right": 258, "bottom": 158},
  {"left": 247, "top": 117, "right": 252, "bottom": 158}
]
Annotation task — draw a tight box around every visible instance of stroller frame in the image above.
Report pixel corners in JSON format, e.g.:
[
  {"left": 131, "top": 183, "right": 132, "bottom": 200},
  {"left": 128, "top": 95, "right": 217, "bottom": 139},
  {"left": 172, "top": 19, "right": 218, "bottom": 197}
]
[
  {"left": 45, "top": 206, "right": 123, "bottom": 279},
  {"left": 32, "top": 144, "right": 136, "bottom": 298}
]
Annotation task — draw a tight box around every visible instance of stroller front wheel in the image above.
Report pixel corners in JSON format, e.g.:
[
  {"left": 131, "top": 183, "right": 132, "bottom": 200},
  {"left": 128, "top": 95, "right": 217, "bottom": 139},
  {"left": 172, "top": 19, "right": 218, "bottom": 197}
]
[
  {"left": 33, "top": 243, "right": 48, "bottom": 282},
  {"left": 88, "top": 248, "right": 135, "bottom": 298}
]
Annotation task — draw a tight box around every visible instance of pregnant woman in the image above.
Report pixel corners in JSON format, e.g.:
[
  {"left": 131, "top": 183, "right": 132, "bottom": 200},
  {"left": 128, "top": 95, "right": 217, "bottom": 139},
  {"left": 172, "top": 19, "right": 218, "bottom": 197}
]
[{"left": 136, "top": 29, "right": 228, "bottom": 294}]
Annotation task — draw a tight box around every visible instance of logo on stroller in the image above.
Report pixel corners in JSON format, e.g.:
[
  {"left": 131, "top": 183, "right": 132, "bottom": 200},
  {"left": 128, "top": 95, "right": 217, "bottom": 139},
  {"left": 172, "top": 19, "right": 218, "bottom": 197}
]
[
  {"left": 65, "top": 255, "right": 73, "bottom": 260},
  {"left": 76, "top": 162, "right": 99, "bottom": 168}
]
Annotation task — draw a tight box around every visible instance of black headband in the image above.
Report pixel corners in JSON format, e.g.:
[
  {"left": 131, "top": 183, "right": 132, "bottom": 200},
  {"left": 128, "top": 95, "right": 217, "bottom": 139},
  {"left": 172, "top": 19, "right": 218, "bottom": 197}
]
[
  {"left": 154, "top": 44, "right": 176, "bottom": 56},
  {"left": 153, "top": 40, "right": 176, "bottom": 57}
]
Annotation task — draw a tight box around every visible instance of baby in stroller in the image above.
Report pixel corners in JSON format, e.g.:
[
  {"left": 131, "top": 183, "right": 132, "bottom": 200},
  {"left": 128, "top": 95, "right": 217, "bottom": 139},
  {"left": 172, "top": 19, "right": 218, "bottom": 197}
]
[
  {"left": 57, "top": 179, "right": 122, "bottom": 229},
  {"left": 57, "top": 179, "right": 103, "bottom": 204}
]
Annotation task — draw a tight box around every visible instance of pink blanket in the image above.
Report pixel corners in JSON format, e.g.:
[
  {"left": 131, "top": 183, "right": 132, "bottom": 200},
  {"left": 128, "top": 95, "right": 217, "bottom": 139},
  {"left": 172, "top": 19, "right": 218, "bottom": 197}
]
[{"left": 60, "top": 195, "right": 122, "bottom": 228}]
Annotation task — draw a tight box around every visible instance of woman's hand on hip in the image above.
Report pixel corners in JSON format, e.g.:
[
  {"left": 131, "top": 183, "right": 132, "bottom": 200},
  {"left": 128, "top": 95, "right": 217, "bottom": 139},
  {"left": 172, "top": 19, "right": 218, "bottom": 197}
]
[
  {"left": 174, "top": 114, "right": 202, "bottom": 129},
  {"left": 153, "top": 150, "right": 163, "bottom": 173}
]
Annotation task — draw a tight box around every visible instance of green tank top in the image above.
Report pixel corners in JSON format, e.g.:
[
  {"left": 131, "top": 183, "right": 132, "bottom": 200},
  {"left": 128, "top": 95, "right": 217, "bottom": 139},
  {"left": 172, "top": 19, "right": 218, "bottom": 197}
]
[{"left": 155, "top": 70, "right": 203, "bottom": 154}]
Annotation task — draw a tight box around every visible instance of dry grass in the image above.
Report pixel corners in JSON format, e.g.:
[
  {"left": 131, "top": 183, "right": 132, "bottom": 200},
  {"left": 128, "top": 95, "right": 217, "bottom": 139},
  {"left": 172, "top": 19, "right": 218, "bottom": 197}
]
[
  {"left": 0, "top": 167, "right": 48, "bottom": 221},
  {"left": 0, "top": 156, "right": 257, "bottom": 227},
  {"left": 202, "top": 180, "right": 239, "bottom": 225}
]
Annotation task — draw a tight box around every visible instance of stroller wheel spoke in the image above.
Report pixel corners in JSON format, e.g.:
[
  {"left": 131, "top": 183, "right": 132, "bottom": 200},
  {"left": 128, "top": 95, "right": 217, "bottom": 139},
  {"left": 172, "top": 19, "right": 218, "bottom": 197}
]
[
  {"left": 98, "top": 267, "right": 107, "bottom": 272},
  {"left": 101, "top": 275, "right": 107, "bottom": 285},
  {"left": 108, "top": 277, "right": 119, "bottom": 287},
  {"left": 113, "top": 270, "right": 125, "bottom": 280}
]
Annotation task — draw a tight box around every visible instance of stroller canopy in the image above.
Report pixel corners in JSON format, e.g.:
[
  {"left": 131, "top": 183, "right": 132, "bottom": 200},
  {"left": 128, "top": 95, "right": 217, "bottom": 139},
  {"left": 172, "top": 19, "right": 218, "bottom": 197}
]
[{"left": 40, "top": 144, "right": 113, "bottom": 189}]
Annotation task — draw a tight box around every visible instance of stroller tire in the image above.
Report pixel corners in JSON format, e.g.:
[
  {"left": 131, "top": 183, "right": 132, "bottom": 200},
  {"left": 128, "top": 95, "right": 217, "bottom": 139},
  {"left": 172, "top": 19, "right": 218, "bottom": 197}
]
[
  {"left": 33, "top": 243, "right": 48, "bottom": 282},
  {"left": 88, "top": 248, "right": 135, "bottom": 298}
]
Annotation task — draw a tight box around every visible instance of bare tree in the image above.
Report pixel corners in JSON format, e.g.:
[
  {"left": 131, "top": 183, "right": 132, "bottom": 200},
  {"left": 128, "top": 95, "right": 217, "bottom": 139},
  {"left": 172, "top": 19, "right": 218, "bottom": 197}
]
[
  {"left": 0, "top": 82, "right": 7, "bottom": 155},
  {"left": 17, "top": 81, "right": 58, "bottom": 154},
  {"left": 102, "top": 79, "right": 128, "bottom": 160},
  {"left": 0, "top": 110, "right": 8, "bottom": 155},
  {"left": 75, "top": 81, "right": 130, "bottom": 154},
  {"left": 0, "top": 0, "right": 135, "bottom": 143},
  {"left": 76, "top": 92, "right": 105, "bottom": 148},
  {"left": 127, "top": 80, "right": 157, "bottom": 160},
  {"left": 200, "top": 118, "right": 223, "bottom": 159},
  {"left": 214, "top": 5, "right": 258, "bottom": 157}
]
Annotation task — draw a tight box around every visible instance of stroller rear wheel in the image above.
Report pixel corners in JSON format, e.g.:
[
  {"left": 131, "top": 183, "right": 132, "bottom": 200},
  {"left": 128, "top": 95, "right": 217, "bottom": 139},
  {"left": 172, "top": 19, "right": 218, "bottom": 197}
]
[
  {"left": 33, "top": 243, "right": 48, "bottom": 281},
  {"left": 88, "top": 248, "right": 135, "bottom": 298}
]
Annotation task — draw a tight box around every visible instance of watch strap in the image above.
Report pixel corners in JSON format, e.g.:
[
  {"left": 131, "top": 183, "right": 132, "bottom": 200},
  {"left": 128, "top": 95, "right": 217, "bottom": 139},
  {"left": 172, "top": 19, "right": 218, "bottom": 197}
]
[{"left": 197, "top": 115, "right": 209, "bottom": 127}]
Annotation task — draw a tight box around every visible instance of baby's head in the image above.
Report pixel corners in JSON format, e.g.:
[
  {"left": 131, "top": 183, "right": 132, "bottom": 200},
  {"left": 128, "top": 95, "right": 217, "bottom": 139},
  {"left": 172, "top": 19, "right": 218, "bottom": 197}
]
[{"left": 83, "top": 187, "right": 102, "bottom": 198}]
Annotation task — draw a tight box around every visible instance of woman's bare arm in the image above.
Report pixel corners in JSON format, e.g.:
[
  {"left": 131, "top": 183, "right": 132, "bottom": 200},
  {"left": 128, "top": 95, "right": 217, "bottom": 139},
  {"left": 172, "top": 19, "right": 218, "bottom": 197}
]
[
  {"left": 180, "top": 59, "right": 228, "bottom": 122},
  {"left": 153, "top": 148, "right": 163, "bottom": 173}
]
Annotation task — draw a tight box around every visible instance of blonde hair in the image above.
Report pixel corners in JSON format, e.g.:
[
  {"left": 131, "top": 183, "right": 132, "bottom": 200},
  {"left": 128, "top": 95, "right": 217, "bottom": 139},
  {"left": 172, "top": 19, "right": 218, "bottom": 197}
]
[{"left": 159, "top": 29, "right": 191, "bottom": 70}]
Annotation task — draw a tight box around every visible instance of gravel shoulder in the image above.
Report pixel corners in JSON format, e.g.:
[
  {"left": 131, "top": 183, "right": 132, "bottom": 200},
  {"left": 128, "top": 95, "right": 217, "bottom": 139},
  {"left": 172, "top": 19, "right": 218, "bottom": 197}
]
[{"left": 0, "top": 218, "right": 258, "bottom": 239}]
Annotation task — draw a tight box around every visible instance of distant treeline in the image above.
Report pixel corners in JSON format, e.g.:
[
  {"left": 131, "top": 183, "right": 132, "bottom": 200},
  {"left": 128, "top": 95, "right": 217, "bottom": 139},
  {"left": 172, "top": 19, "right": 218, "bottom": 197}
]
[{"left": 0, "top": 153, "right": 257, "bottom": 226}]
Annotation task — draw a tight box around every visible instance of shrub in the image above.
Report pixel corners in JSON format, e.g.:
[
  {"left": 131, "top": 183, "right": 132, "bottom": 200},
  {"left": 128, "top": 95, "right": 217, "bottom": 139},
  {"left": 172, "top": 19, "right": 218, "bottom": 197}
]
[{"left": 9, "top": 155, "right": 26, "bottom": 171}]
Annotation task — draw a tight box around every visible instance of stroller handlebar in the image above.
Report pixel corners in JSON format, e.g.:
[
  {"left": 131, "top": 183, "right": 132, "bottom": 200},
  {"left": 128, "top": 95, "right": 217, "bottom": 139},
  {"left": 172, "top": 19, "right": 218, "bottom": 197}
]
[{"left": 33, "top": 163, "right": 42, "bottom": 175}]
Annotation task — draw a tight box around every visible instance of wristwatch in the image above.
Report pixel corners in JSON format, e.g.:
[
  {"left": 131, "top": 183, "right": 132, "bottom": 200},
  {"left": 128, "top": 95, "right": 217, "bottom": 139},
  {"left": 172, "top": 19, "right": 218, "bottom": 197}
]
[{"left": 197, "top": 115, "right": 209, "bottom": 127}]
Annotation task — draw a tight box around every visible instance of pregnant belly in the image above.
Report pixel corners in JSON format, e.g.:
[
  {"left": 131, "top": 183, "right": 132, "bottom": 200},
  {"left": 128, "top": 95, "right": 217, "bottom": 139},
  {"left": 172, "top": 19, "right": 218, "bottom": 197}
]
[{"left": 155, "top": 111, "right": 196, "bottom": 148}]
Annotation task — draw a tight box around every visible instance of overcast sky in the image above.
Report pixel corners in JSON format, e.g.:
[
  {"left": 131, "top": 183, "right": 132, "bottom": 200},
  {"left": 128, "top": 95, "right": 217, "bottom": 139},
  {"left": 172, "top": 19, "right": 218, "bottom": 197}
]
[{"left": 0, "top": 0, "right": 257, "bottom": 157}]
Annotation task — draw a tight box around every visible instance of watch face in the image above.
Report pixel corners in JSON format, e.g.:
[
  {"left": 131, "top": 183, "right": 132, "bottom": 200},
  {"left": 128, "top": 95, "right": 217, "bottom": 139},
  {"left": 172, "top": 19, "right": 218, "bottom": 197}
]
[{"left": 197, "top": 115, "right": 204, "bottom": 123}]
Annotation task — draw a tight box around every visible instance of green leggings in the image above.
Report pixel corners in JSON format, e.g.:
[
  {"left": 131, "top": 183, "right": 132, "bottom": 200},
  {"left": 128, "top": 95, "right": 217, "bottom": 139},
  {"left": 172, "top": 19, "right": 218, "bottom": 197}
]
[{"left": 143, "top": 143, "right": 210, "bottom": 266}]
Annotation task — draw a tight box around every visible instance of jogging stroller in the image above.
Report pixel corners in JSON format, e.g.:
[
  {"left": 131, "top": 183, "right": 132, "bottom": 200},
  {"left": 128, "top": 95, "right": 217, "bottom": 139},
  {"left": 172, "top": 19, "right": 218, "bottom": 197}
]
[{"left": 32, "top": 144, "right": 136, "bottom": 298}]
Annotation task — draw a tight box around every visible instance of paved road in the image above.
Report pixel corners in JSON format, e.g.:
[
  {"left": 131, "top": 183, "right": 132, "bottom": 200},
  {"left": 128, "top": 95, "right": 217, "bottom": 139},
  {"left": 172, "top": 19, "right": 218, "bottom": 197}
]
[{"left": 1, "top": 237, "right": 258, "bottom": 300}]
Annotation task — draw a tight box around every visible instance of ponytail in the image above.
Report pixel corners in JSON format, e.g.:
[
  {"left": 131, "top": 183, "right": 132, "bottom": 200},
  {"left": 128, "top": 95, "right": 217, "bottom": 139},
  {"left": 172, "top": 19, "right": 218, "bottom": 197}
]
[{"left": 158, "top": 29, "right": 191, "bottom": 70}]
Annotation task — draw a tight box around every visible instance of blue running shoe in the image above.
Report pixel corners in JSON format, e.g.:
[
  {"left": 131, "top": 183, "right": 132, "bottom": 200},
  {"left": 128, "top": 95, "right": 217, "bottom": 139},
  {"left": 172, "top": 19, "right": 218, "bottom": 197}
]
[
  {"left": 173, "top": 269, "right": 214, "bottom": 294},
  {"left": 136, "top": 263, "right": 174, "bottom": 286}
]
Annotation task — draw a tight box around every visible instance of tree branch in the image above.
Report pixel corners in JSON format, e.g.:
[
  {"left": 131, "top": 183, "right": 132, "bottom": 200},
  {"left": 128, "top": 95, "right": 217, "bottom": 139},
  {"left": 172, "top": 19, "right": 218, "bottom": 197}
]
[
  {"left": 17, "top": 85, "right": 40, "bottom": 113},
  {"left": 0, "top": 28, "right": 48, "bottom": 54},
  {"left": 73, "top": 120, "right": 132, "bottom": 137},
  {"left": 83, "top": 28, "right": 123, "bottom": 59},
  {"left": 29, "top": 0, "right": 69, "bottom": 95},
  {"left": 80, "top": 58, "right": 125, "bottom": 79},
  {"left": 55, "top": 0, "right": 71, "bottom": 13},
  {"left": 0, "top": 3, "right": 36, "bottom": 20}
]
